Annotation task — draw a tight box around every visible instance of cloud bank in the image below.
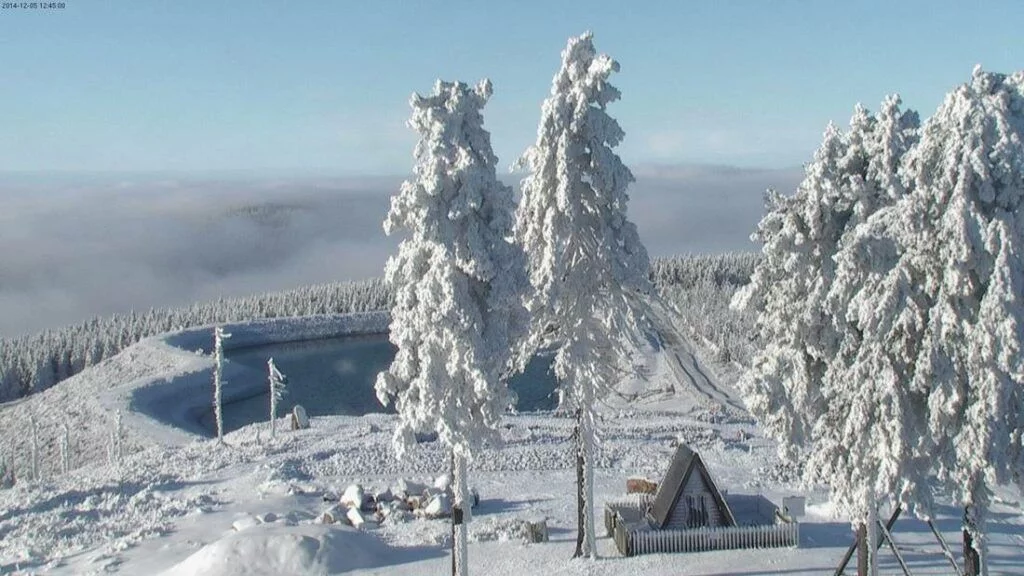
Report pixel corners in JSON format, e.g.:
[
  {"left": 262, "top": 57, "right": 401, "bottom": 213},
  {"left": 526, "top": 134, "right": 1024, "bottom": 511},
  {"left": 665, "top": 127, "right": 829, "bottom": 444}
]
[{"left": 0, "top": 165, "right": 801, "bottom": 338}]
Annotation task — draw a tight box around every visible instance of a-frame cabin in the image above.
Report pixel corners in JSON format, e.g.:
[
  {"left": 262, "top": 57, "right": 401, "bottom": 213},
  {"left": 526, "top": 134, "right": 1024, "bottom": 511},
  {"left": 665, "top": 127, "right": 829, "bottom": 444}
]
[{"left": 646, "top": 444, "right": 736, "bottom": 530}]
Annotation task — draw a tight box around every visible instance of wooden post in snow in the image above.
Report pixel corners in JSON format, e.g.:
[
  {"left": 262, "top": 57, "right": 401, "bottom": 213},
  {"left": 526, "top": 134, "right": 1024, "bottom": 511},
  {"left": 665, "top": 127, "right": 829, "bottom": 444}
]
[
  {"left": 857, "top": 522, "right": 868, "bottom": 576},
  {"left": 835, "top": 506, "right": 901, "bottom": 576}
]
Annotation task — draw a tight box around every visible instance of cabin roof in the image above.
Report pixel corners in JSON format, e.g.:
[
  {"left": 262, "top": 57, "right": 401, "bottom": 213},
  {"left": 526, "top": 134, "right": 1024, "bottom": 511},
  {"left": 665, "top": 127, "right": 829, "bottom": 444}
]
[{"left": 647, "top": 444, "right": 736, "bottom": 529}]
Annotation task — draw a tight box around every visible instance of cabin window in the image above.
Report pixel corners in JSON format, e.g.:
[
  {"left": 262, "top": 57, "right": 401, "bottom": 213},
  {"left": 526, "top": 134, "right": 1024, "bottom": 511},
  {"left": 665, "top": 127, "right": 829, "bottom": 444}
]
[{"left": 685, "top": 494, "right": 708, "bottom": 528}]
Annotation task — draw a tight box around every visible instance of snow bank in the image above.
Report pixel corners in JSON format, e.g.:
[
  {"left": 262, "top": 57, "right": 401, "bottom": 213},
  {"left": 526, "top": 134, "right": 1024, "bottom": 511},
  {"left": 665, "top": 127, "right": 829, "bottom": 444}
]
[{"left": 159, "top": 524, "right": 397, "bottom": 576}]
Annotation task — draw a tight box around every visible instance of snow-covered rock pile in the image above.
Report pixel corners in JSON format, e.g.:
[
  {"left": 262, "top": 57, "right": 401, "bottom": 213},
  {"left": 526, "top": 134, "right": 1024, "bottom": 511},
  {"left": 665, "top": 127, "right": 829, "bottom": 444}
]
[{"left": 317, "top": 475, "right": 481, "bottom": 530}]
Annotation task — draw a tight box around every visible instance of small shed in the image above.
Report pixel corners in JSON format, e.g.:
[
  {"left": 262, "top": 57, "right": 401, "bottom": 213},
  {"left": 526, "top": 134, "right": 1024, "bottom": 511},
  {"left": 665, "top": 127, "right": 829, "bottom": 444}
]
[{"left": 646, "top": 444, "right": 735, "bottom": 530}]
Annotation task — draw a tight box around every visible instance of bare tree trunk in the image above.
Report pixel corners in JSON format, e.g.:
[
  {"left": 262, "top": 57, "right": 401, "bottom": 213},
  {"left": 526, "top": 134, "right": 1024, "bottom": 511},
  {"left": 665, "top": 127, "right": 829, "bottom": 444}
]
[
  {"left": 570, "top": 403, "right": 596, "bottom": 558},
  {"left": 580, "top": 402, "right": 596, "bottom": 557},
  {"left": 572, "top": 411, "right": 584, "bottom": 559},
  {"left": 213, "top": 326, "right": 231, "bottom": 443},
  {"left": 450, "top": 453, "right": 456, "bottom": 576},
  {"left": 453, "top": 451, "right": 469, "bottom": 576},
  {"left": 866, "top": 493, "right": 879, "bottom": 576},
  {"left": 856, "top": 521, "right": 868, "bottom": 576},
  {"left": 963, "top": 506, "right": 983, "bottom": 576},
  {"left": 60, "top": 423, "right": 70, "bottom": 474},
  {"left": 28, "top": 411, "right": 39, "bottom": 482},
  {"left": 835, "top": 506, "right": 901, "bottom": 576}
]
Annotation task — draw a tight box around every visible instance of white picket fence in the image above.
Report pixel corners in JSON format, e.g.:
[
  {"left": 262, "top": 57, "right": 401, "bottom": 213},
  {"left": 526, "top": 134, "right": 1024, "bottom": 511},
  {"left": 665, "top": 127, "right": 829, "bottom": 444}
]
[
  {"left": 621, "top": 521, "right": 800, "bottom": 556},
  {"left": 604, "top": 496, "right": 800, "bottom": 556}
]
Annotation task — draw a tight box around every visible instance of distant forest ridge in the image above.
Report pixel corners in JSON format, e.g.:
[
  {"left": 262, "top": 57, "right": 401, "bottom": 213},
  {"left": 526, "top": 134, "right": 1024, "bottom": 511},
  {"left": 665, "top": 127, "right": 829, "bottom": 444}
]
[{"left": 0, "top": 252, "right": 758, "bottom": 403}]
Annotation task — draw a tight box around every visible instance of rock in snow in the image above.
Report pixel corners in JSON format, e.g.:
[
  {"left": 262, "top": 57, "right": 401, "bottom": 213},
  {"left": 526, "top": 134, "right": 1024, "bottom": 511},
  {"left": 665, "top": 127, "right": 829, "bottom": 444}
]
[
  {"left": 345, "top": 506, "right": 366, "bottom": 529},
  {"left": 231, "top": 515, "right": 261, "bottom": 532},
  {"left": 319, "top": 504, "right": 349, "bottom": 526},
  {"left": 393, "top": 478, "right": 428, "bottom": 502},
  {"left": 340, "top": 483, "right": 373, "bottom": 511},
  {"left": 291, "top": 405, "right": 310, "bottom": 430},
  {"left": 419, "top": 492, "right": 452, "bottom": 519}
]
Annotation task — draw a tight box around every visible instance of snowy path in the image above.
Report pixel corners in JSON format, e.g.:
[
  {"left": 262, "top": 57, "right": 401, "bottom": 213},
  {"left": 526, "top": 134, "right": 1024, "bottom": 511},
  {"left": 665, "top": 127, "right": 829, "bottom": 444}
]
[{"left": 648, "top": 299, "right": 748, "bottom": 418}]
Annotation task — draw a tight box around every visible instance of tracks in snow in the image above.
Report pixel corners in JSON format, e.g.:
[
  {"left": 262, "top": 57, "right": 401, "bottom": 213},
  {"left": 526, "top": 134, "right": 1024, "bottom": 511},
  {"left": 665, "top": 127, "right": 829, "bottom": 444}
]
[{"left": 649, "top": 299, "right": 748, "bottom": 418}]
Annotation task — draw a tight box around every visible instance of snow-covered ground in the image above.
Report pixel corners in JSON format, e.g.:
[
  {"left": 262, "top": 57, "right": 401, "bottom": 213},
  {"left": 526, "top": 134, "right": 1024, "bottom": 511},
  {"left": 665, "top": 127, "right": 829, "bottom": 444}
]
[{"left": 1, "top": 311, "right": 1022, "bottom": 575}]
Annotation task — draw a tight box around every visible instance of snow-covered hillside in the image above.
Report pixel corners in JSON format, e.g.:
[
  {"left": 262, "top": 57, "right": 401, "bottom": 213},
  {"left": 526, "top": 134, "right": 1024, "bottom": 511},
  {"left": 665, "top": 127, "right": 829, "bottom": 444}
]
[{"left": 1, "top": 310, "right": 1021, "bottom": 575}]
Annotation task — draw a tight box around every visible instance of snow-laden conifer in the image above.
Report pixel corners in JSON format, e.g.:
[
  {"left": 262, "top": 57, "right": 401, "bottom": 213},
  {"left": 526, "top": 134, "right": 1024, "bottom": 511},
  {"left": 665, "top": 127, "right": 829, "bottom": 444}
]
[
  {"left": 375, "top": 78, "right": 528, "bottom": 576},
  {"left": 897, "top": 68, "right": 1024, "bottom": 573},
  {"left": 267, "top": 357, "right": 287, "bottom": 438},
  {"left": 514, "top": 32, "right": 651, "bottom": 558},
  {"left": 213, "top": 326, "right": 231, "bottom": 443},
  {"left": 736, "top": 97, "right": 926, "bottom": 568},
  {"left": 731, "top": 122, "right": 849, "bottom": 458},
  {"left": 814, "top": 95, "right": 928, "bottom": 522}
]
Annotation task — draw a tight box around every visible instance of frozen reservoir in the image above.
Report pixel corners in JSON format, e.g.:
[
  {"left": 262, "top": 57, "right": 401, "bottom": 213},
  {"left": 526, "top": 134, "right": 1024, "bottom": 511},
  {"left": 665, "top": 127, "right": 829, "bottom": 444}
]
[{"left": 202, "top": 334, "right": 558, "bottom": 435}]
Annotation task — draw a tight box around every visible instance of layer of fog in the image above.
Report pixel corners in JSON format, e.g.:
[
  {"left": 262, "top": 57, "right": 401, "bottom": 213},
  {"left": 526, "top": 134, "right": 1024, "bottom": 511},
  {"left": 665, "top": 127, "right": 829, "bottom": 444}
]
[{"left": 0, "top": 165, "right": 801, "bottom": 338}]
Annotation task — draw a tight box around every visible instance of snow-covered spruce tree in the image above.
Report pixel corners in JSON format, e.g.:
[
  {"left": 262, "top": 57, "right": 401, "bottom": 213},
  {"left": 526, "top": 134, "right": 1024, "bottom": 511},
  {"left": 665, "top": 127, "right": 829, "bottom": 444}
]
[
  {"left": 895, "top": 68, "right": 1024, "bottom": 575},
  {"left": 814, "top": 93, "right": 927, "bottom": 518},
  {"left": 375, "top": 78, "right": 528, "bottom": 576},
  {"left": 812, "top": 98, "right": 927, "bottom": 576},
  {"left": 213, "top": 326, "right": 231, "bottom": 443},
  {"left": 735, "top": 97, "right": 924, "bottom": 574},
  {"left": 731, "top": 122, "right": 850, "bottom": 461},
  {"left": 514, "top": 32, "right": 651, "bottom": 559},
  {"left": 267, "top": 357, "right": 287, "bottom": 438}
]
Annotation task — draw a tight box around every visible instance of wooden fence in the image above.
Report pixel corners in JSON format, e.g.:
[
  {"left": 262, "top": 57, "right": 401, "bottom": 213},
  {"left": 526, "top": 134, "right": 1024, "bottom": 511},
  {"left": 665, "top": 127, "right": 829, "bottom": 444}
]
[
  {"left": 615, "top": 520, "right": 799, "bottom": 556},
  {"left": 604, "top": 499, "right": 799, "bottom": 557}
]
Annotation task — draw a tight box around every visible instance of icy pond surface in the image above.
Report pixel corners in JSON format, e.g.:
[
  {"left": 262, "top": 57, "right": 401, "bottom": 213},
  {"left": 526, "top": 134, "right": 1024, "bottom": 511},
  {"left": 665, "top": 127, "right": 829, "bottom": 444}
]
[{"left": 204, "top": 334, "right": 557, "bottom": 435}]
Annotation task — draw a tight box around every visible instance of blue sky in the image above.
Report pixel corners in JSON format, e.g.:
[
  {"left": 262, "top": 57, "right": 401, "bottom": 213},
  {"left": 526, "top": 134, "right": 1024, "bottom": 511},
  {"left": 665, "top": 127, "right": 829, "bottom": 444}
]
[{"left": 2, "top": 0, "right": 1022, "bottom": 175}]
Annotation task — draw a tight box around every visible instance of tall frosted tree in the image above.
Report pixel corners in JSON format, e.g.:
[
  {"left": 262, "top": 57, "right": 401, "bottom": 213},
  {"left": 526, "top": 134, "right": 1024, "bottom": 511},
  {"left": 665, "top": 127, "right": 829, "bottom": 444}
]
[
  {"left": 514, "top": 32, "right": 651, "bottom": 559},
  {"left": 816, "top": 94, "right": 926, "bottom": 515},
  {"left": 213, "top": 326, "right": 231, "bottom": 443},
  {"left": 898, "top": 68, "right": 1024, "bottom": 574},
  {"left": 375, "top": 78, "right": 528, "bottom": 576},
  {"left": 732, "top": 122, "right": 849, "bottom": 459},
  {"left": 736, "top": 97, "right": 923, "bottom": 574},
  {"left": 267, "top": 357, "right": 287, "bottom": 438}
]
